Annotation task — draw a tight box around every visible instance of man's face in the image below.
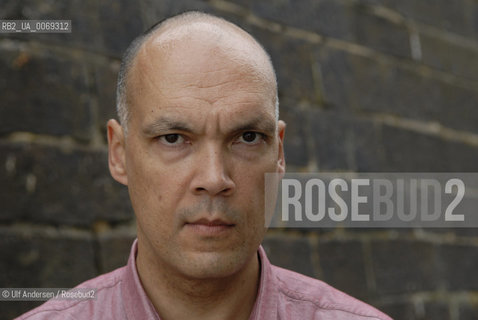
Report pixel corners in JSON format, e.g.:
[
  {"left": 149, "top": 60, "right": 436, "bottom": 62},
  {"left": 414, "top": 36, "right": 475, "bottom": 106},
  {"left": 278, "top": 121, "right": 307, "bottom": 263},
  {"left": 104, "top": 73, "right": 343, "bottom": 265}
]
[{"left": 110, "top": 30, "right": 285, "bottom": 279}]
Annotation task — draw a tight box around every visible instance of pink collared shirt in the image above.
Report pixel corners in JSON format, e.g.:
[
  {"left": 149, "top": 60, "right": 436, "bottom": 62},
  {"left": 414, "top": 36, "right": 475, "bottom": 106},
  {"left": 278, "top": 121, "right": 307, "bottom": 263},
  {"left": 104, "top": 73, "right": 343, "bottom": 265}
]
[{"left": 17, "top": 240, "right": 392, "bottom": 320}]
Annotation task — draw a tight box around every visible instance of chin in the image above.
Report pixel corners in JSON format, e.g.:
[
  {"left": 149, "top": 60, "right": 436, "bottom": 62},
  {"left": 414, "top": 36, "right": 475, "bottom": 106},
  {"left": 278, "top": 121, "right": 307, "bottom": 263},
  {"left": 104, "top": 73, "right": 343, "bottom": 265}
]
[{"left": 180, "top": 249, "right": 249, "bottom": 280}]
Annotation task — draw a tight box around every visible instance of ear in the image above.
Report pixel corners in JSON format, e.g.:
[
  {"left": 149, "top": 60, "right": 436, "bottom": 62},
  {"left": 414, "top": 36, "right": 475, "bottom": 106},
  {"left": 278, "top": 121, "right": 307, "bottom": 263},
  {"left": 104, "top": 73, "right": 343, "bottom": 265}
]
[
  {"left": 107, "top": 119, "right": 128, "bottom": 186},
  {"left": 277, "top": 120, "right": 286, "bottom": 177}
]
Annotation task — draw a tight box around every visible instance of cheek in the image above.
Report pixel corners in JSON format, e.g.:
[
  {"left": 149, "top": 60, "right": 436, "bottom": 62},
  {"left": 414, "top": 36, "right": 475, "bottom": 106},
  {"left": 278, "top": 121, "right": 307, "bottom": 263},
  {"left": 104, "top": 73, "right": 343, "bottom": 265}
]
[
  {"left": 234, "top": 150, "right": 279, "bottom": 226},
  {"left": 234, "top": 152, "right": 278, "bottom": 191},
  {"left": 126, "top": 152, "right": 183, "bottom": 232},
  {"left": 234, "top": 166, "right": 267, "bottom": 218}
]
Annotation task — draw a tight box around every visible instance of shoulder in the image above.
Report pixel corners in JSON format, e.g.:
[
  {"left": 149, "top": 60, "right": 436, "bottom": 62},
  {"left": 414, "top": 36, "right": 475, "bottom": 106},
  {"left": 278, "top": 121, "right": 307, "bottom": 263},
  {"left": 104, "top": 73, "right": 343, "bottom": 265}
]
[
  {"left": 15, "top": 266, "right": 126, "bottom": 320},
  {"left": 271, "top": 265, "right": 392, "bottom": 320}
]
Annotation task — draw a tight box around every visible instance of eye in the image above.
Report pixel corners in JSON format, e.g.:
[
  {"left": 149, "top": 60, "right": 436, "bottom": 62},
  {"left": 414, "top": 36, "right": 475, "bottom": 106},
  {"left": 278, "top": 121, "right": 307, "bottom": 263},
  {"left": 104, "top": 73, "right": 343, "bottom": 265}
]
[
  {"left": 158, "top": 134, "right": 185, "bottom": 145},
  {"left": 237, "top": 132, "right": 263, "bottom": 145}
]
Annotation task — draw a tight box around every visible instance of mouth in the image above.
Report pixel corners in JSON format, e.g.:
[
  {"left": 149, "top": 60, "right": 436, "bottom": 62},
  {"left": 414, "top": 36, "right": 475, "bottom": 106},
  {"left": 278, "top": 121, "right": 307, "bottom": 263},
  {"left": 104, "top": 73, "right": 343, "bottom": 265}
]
[{"left": 184, "top": 218, "right": 235, "bottom": 236}]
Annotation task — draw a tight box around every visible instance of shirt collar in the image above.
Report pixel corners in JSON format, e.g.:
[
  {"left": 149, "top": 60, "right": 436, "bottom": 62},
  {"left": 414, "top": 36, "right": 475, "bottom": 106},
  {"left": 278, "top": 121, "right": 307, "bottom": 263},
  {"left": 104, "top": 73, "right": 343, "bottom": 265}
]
[
  {"left": 121, "top": 239, "right": 160, "bottom": 320},
  {"left": 249, "top": 245, "right": 278, "bottom": 320}
]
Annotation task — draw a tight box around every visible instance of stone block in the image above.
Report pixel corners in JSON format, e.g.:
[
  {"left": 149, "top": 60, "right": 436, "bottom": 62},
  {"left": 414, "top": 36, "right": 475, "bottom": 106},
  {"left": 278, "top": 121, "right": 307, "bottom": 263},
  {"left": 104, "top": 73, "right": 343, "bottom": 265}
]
[
  {"left": 376, "top": 0, "right": 472, "bottom": 37},
  {"left": 447, "top": 141, "right": 478, "bottom": 172},
  {"left": 351, "top": 118, "right": 385, "bottom": 171},
  {"left": 94, "top": 60, "right": 120, "bottom": 138},
  {"left": 317, "top": 49, "right": 357, "bottom": 110},
  {"left": 308, "top": 109, "right": 354, "bottom": 170},
  {"left": 424, "top": 301, "right": 451, "bottom": 320},
  {"left": 420, "top": 33, "right": 478, "bottom": 81},
  {"left": 250, "top": 0, "right": 354, "bottom": 40},
  {"left": 278, "top": 102, "right": 310, "bottom": 167},
  {"left": 450, "top": 228, "right": 478, "bottom": 237},
  {"left": 308, "top": 109, "right": 387, "bottom": 171},
  {"left": 377, "top": 301, "right": 416, "bottom": 320},
  {"left": 0, "top": 228, "right": 97, "bottom": 318},
  {"left": 438, "top": 243, "right": 478, "bottom": 291},
  {"left": 98, "top": 0, "right": 145, "bottom": 57},
  {"left": 459, "top": 302, "right": 478, "bottom": 320},
  {"left": 251, "top": 0, "right": 411, "bottom": 59},
  {"left": 262, "top": 233, "right": 316, "bottom": 278},
  {"left": 317, "top": 240, "right": 369, "bottom": 300},
  {"left": 353, "top": 7, "right": 412, "bottom": 59},
  {"left": 319, "top": 48, "right": 478, "bottom": 135},
  {"left": 0, "top": 144, "right": 30, "bottom": 221},
  {"left": 0, "top": 47, "right": 93, "bottom": 140},
  {"left": 97, "top": 229, "right": 136, "bottom": 273},
  {"left": 371, "top": 240, "right": 439, "bottom": 294},
  {"left": 380, "top": 125, "right": 451, "bottom": 171},
  {"left": 0, "top": 143, "right": 133, "bottom": 226},
  {"left": 1, "top": 300, "right": 43, "bottom": 320},
  {"left": 251, "top": 27, "right": 319, "bottom": 104},
  {"left": 380, "top": 125, "right": 478, "bottom": 172}
]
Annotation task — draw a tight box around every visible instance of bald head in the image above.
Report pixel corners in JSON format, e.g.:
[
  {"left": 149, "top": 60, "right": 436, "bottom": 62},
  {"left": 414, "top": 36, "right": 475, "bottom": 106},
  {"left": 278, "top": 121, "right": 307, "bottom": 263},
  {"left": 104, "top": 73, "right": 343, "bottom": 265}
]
[{"left": 116, "top": 11, "right": 278, "bottom": 133}]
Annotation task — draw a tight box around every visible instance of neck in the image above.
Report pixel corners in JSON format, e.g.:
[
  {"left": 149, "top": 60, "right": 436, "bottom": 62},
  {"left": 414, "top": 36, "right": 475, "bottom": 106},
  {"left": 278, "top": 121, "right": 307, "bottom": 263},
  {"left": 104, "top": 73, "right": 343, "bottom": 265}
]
[{"left": 136, "top": 244, "right": 261, "bottom": 320}]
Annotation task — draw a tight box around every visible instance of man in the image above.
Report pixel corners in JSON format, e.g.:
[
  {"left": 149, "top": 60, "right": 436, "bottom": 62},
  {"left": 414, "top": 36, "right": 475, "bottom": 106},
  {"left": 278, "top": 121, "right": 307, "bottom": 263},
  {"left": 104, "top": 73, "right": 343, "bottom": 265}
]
[{"left": 18, "top": 11, "right": 391, "bottom": 320}]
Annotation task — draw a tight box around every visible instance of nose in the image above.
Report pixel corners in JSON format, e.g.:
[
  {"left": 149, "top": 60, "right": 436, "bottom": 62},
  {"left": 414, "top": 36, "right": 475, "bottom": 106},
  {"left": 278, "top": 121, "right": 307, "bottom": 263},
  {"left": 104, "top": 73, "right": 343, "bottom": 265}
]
[{"left": 190, "top": 144, "right": 235, "bottom": 197}]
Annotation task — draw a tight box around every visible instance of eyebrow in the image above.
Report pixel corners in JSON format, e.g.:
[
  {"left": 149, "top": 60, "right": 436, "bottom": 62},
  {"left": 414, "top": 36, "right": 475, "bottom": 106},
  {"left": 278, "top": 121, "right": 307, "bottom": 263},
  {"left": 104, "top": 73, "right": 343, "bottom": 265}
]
[
  {"left": 229, "top": 117, "right": 276, "bottom": 136},
  {"left": 142, "top": 117, "right": 194, "bottom": 136},
  {"left": 142, "top": 114, "right": 277, "bottom": 136}
]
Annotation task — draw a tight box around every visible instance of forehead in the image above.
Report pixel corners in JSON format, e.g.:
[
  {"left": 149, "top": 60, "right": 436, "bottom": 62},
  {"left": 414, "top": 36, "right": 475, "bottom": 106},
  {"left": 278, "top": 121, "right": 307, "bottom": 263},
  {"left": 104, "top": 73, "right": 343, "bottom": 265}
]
[
  {"left": 126, "top": 23, "right": 276, "bottom": 127},
  {"left": 136, "top": 22, "right": 273, "bottom": 88},
  {"left": 147, "top": 20, "right": 270, "bottom": 68},
  {"left": 141, "top": 41, "right": 269, "bottom": 94}
]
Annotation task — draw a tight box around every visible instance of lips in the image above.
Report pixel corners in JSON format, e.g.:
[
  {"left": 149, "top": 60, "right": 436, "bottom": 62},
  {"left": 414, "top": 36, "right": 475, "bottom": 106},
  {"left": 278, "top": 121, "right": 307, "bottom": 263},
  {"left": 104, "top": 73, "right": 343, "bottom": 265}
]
[
  {"left": 184, "top": 218, "right": 235, "bottom": 236},
  {"left": 188, "top": 218, "right": 234, "bottom": 226}
]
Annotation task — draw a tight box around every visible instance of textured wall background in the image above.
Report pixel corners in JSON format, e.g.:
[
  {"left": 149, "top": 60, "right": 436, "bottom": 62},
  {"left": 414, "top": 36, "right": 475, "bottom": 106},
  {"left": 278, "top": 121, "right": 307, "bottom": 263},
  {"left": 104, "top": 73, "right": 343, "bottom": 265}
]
[{"left": 1, "top": 0, "right": 478, "bottom": 319}]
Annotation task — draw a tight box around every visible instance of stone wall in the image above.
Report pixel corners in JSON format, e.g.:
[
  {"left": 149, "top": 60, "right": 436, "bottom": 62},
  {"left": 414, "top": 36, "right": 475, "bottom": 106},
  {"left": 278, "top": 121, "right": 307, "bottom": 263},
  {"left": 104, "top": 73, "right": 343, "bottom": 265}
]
[{"left": 1, "top": 0, "right": 478, "bottom": 319}]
